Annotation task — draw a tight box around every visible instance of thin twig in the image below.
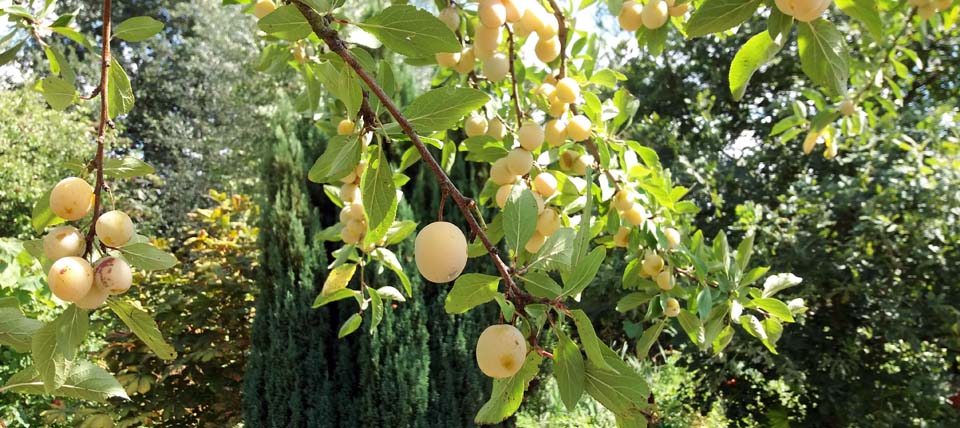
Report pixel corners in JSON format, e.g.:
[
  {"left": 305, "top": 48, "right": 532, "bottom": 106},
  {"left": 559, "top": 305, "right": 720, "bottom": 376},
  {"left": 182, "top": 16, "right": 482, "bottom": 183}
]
[
  {"left": 84, "top": 0, "right": 112, "bottom": 257},
  {"left": 546, "top": 0, "right": 569, "bottom": 79},
  {"left": 505, "top": 25, "right": 523, "bottom": 124}
]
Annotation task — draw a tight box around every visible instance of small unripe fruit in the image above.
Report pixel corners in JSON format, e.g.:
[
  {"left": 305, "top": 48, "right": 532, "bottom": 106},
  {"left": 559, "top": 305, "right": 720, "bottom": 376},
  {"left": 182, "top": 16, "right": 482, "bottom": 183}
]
[
  {"left": 664, "top": 297, "right": 680, "bottom": 317},
  {"left": 439, "top": 6, "right": 460, "bottom": 31},
  {"left": 656, "top": 269, "right": 675, "bottom": 291},
  {"left": 525, "top": 232, "right": 547, "bottom": 253},
  {"left": 337, "top": 119, "right": 355, "bottom": 135},
  {"left": 641, "top": 252, "right": 664, "bottom": 277},
  {"left": 669, "top": 2, "right": 689, "bottom": 16},
  {"left": 566, "top": 115, "right": 592, "bottom": 142},
  {"left": 476, "top": 324, "right": 527, "bottom": 378},
  {"left": 613, "top": 191, "right": 635, "bottom": 212},
  {"left": 75, "top": 284, "right": 109, "bottom": 310},
  {"left": 465, "top": 115, "right": 489, "bottom": 137},
  {"left": 622, "top": 205, "right": 646, "bottom": 226},
  {"left": 838, "top": 99, "right": 856, "bottom": 117},
  {"left": 341, "top": 183, "right": 360, "bottom": 203},
  {"left": 544, "top": 120, "right": 566, "bottom": 147},
  {"left": 252, "top": 0, "right": 276, "bottom": 19},
  {"left": 454, "top": 47, "right": 476, "bottom": 74},
  {"left": 474, "top": 25, "right": 503, "bottom": 59},
  {"left": 96, "top": 210, "right": 135, "bottom": 248},
  {"left": 94, "top": 256, "right": 133, "bottom": 295},
  {"left": 43, "top": 225, "right": 85, "bottom": 261},
  {"left": 613, "top": 227, "right": 630, "bottom": 247},
  {"left": 505, "top": 148, "right": 534, "bottom": 176},
  {"left": 490, "top": 158, "right": 519, "bottom": 186},
  {"left": 536, "top": 208, "right": 561, "bottom": 236},
  {"left": 518, "top": 122, "right": 545, "bottom": 151},
  {"left": 503, "top": 0, "right": 527, "bottom": 22},
  {"left": 548, "top": 96, "right": 569, "bottom": 117},
  {"left": 619, "top": 1, "right": 644, "bottom": 31},
  {"left": 664, "top": 227, "right": 681, "bottom": 249},
  {"left": 496, "top": 184, "right": 513, "bottom": 208},
  {"left": 487, "top": 117, "right": 507, "bottom": 140},
  {"left": 415, "top": 222, "right": 468, "bottom": 283},
  {"left": 48, "top": 256, "right": 93, "bottom": 302},
  {"left": 555, "top": 78, "right": 580, "bottom": 104},
  {"left": 479, "top": 0, "right": 508, "bottom": 28},
  {"left": 483, "top": 53, "right": 510, "bottom": 82},
  {"left": 641, "top": 0, "right": 669, "bottom": 29},
  {"left": 532, "top": 172, "right": 557, "bottom": 197},
  {"left": 50, "top": 177, "right": 94, "bottom": 221},
  {"left": 436, "top": 51, "right": 462, "bottom": 68},
  {"left": 535, "top": 36, "right": 561, "bottom": 63}
]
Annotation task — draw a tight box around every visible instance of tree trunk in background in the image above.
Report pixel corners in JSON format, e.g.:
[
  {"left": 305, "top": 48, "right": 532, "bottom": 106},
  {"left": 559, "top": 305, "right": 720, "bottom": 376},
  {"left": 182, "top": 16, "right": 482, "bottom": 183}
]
[{"left": 244, "top": 123, "right": 493, "bottom": 427}]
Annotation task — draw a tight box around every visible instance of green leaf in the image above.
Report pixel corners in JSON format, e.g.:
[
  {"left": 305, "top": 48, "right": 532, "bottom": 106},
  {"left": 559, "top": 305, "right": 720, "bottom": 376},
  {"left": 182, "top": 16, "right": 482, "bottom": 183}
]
[
  {"left": 570, "top": 309, "right": 613, "bottom": 372},
  {"left": 735, "top": 231, "right": 755, "bottom": 272},
  {"left": 519, "top": 272, "right": 562, "bottom": 299},
  {"left": 51, "top": 27, "right": 92, "bottom": 49},
  {"left": 313, "top": 288, "right": 359, "bottom": 308},
  {"left": 107, "top": 58, "right": 135, "bottom": 118},
  {"left": 766, "top": 8, "right": 793, "bottom": 42},
  {"left": 119, "top": 243, "right": 177, "bottom": 271},
  {"left": 368, "top": 286, "right": 383, "bottom": 333},
  {"left": 571, "top": 167, "right": 594, "bottom": 268},
  {"left": 383, "top": 220, "right": 418, "bottom": 246},
  {"left": 752, "top": 298, "right": 795, "bottom": 322},
  {"left": 503, "top": 187, "right": 538, "bottom": 256},
  {"left": 112, "top": 16, "right": 164, "bottom": 42},
  {"left": 444, "top": 273, "right": 500, "bottom": 314},
  {"left": 676, "top": 310, "right": 703, "bottom": 345},
  {"left": 358, "top": 5, "right": 460, "bottom": 57},
  {"left": 396, "top": 86, "right": 489, "bottom": 134},
  {"left": 761, "top": 273, "right": 802, "bottom": 298},
  {"left": 106, "top": 299, "right": 177, "bottom": 360},
  {"left": 696, "top": 288, "right": 714, "bottom": 320},
  {"left": 584, "top": 347, "right": 650, "bottom": 418},
  {"left": 312, "top": 61, "right": 363, "bottom": 117},
  {"left": 616, "top": 290, "right": 658, "bottom": 313},
  {"left": 729, "top": 31, "right": 783, "bottom": 101},
  {"left": 371, "top": 248, "right": 412, "bottom": 297},
  {"left": 836, "top": 0, "right": 881, "bottom": 40},
  {"left": 0, "top": 42, "right": 24, "bottom": 66},
  {"left": 31, "top": 306, "right": 88, "bottom": 392},
  {"left": 741, "top": 266, "right": 770, "bottom": 287},
  {"left": 554, "top": 331, "right": 585, "bottom": 411},
  {"left": 685, "top": 0, "right": 762, "bottom": 38},
  {"left": 798, "top": 19, "right": 849, "bottom": 96},
  {"left": 2, "top": 360, "right": 128, "bottom": 403},
  {"left": 41, "top": 76, "right": 76, "bottom": 111},
  {"left": 362, "top": 144, "right": 398, "bottom": 247},
  {"left": 375, "top": 286, "right": 406, "bottom": 302},
  {"left": 321, "top": 263, "right": 357, "bottom": 296},
  {"left": 636, "top": 320, "right": 666, "bottom": 359},
  {"left": 32, "top": 188, "right": 65, "bottom": 233},
  {"left": 307, "top": 135, "right": 362, "bottom": 184},
  {"left": 528, "top": 227, "right": 575, "bottom": 271},
  {"left": 561, "top": 246, "right": 605, "bottom": 297},
  {"left": 102, "top": 157, "right": 155, "bottom": 178},
  {"left": 338, "top": 313, "right": 362, "bottom": 338},
  {"left": 0, "top": 297, "right": 43, "bottom": 353},
  {"left": 474, "top": 352, "right": 543, "bottom": 424},
  {"left": 257, "top": 4, "right": 312, "bottom": 41}
]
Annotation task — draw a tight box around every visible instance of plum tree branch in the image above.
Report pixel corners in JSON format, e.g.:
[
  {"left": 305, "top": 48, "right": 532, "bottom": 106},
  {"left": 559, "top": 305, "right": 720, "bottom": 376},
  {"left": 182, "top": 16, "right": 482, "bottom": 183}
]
[
  {"left": 546, "top": 0, "right": 569, "bottom": 79},
  {"left": 292, "top": 1, "right": 546, "bottom": 307},
  {"left": 84, "top": 0, "right": 112, "bottom": 257},
  {"left": 505, "top": 25, "right": 524, "bottom": 124}
]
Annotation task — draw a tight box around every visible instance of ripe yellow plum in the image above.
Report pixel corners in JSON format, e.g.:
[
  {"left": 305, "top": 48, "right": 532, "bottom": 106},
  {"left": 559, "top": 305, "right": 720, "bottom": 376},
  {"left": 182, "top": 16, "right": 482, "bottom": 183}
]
[
  {"left": 48, "top": 256, "right": 93, "bottom": 302},
  {"left": 465, "top": 115, "right": 489, "bottom": 137},
  {"left": 641, "top": 252, "right": 664, "bottom": 277},
  {"left": 454, "top": 47, "right": 476, "bottom": 74},
  {"left": 96, "top": 210, "right": 135, "bottom": 248},
  {"left": 487, "top": 117, "right": 507, "bottom": 140},
  {"left": 535, "top": 36, "right": 561, "bottom": 63},
  {"left": 483, "top": 53, "right": 510, "bottom": 82},
  {"left": 340, "top": 183, "right": 360, "bottom": 203},
  {"left": 479, "top": 0, "right": 508, "bottom": 28},
  {"left": 544, "top": 119, "right": 566, "bottom": 147},
  {"left": 474, "top": 25, "right": 503, "bottom": 59},
  {"left": 436, "top": 51, "right": 461, "bottom": 68},
  {"left": 50, "top": 177, "right": 94, "bottom": 221},
  {"left": 42, "top": 225, "right": 85, "bottom": 261},
  {"left": 555, "top": 77, "right": 580, "bottom": 104},
  {"left": 414, "top": 222, "right": 468, "bottom": 283},
  {"left": 641, "top": 0, "right": 669, "bottom": 29},
  {"left": 525, "top": 231, "right": 546, "bottom": 253},
  {"left": 664, "top": 227, "right": 681, "bottom": 249},
  {"left": 252, "top": 0, "right": 276, "bottom": 19},
  {"left": 664, "top": 297, "right": 680, "bottom": 317},
  {"left": 838, "top": 99, "right": 856, "bottom": 117},
  {"left": 622, "top": 205, "right": 646, "bottom": 226},
  {"left": 618, "top": 1, "right": 644, "bottom": 31},
  {"left": 518, "top": 122, "right": 545, "bottom": 151},
  {"left": 75, "top": 284, "right": 109, "bottom": 309},
  {"left": 566, "top": 115, "right": 592, "bottom": 142},
  {"left": 613, "top": 227, "right": 630, "bottom": 247},
  {"left": 476, "top": 324, "right": 527, "bottom": 378},
  {"left": 94, "top": 256, "right": 133, "bottom": 295},
  {"left": 536, "top": 208, "right": 561, "bottom": 236},
  {"left": 532, "top": 172, "right": 557, "bottom": 197},
  {"left": 490, "top": 158, "right": 519, "bottom": 186},
  {"left": 439, "top": 6, "right": 460, "bottom": 31},
  {"left": 656, "top": 269, "right": 675, "bottom": 291},
  {"left": 503, "top": 0, "right": 527, "bottom": 22},
  {"left": 505, "top": 148, "right": 534, "bottom": 176},
  {"left": 337, "top": 119, "right": 355, "bottom": 135}
]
